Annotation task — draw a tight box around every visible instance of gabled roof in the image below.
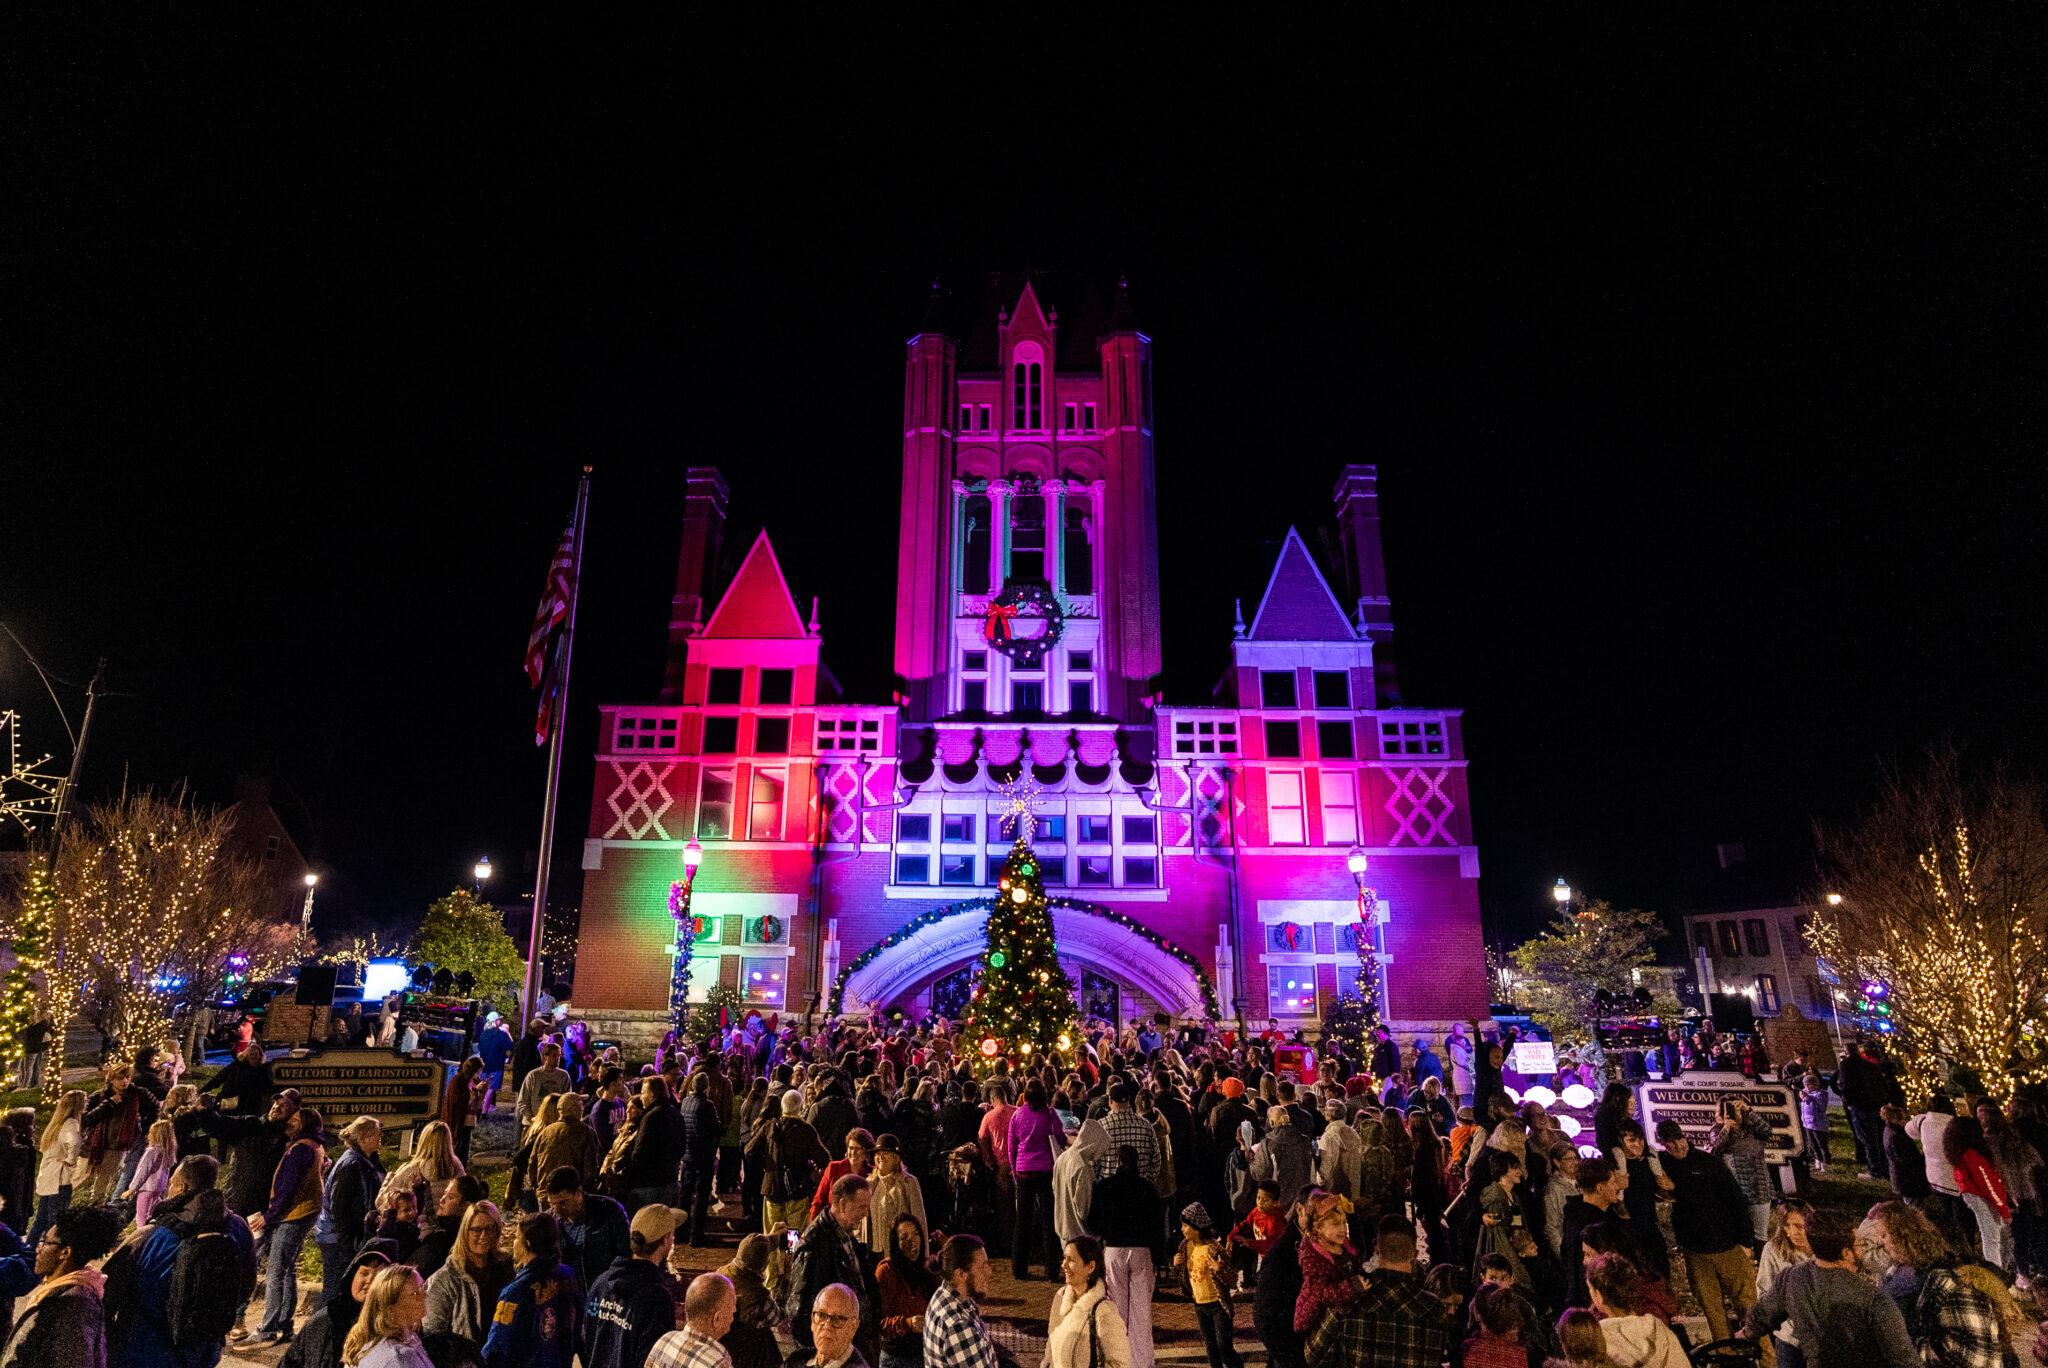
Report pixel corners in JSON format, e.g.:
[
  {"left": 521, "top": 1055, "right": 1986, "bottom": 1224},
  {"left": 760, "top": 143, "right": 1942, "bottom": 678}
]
[
  {"left": 700, "top": 531, "right": 808, "bottom": 639},
  {"left": 1007, "top": 280, "right": 1052, "bottom": 335},
  {"left": 1246, "top": 528, "right": 1358, "bottom": 642}
]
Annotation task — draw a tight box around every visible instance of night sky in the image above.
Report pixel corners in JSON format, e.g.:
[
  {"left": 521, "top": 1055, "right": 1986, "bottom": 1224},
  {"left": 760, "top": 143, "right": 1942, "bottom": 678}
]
[{"left": 6, "top": 17, "right": 2044, "bottom": 954}]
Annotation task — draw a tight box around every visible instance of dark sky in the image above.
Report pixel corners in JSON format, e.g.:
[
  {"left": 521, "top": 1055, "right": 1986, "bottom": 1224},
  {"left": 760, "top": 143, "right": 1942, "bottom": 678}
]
[{"left": 5, "top": 15, "right": 2044, "bottom": 952}]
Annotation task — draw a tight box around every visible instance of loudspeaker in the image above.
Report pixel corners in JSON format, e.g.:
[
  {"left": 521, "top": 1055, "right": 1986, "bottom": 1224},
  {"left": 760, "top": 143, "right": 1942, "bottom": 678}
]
[{"left": 296, "top": 964, "right": 339, "bottom": 1008}]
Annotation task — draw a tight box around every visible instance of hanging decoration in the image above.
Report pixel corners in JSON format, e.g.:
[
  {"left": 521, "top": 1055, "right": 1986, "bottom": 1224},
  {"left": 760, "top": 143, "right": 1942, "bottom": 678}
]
[
  {"left": 753, "top": 914, "right": 784, "bottom": 945},
  {"left": 0, "top": 712, "right": 60, "bottom": 836},
  {"left": 830, "top": 895, "right": 1224, "bottom": 1021},
  {"left": 667, "top": 879, "right": 696, "bottom": 1031},
  {"left": 1277, "top": 920, "right": 1304, "bottom": 952},
  {"left": 983, "top": 581, "right": 1064, "bottom": 668}
]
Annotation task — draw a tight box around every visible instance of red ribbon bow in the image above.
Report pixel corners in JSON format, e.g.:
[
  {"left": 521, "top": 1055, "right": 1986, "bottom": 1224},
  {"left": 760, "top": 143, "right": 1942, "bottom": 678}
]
[{"left": 984, "top": 602, "right": 1018, "bottom": 643}]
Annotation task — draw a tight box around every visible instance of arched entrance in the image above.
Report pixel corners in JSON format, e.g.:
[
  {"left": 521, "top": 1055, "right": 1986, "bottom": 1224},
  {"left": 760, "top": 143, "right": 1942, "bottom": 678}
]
[{"left": 833, "top": 897, "right": 1222, "bottom": 1021}]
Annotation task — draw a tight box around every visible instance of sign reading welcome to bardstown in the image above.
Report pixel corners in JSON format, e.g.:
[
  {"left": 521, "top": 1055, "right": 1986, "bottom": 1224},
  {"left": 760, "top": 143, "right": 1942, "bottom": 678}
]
[{"left": 271, "top": 1049, "right": 447, "bottom": 1130}]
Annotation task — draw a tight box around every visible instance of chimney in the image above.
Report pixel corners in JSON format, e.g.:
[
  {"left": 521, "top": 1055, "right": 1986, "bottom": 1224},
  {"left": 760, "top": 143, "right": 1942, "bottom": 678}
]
[
  {"left": 660, "top": 467, "right": 729, "bottom": 701},
  {"left": 1332, "top": 464, "right": 1399, "bottom": 702}
]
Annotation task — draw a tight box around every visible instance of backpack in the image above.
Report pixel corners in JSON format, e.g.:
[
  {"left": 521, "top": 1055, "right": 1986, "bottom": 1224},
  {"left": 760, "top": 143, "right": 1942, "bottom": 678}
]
[{"left": 166, "top": 1223, "right": 250, "bottom": 1349}]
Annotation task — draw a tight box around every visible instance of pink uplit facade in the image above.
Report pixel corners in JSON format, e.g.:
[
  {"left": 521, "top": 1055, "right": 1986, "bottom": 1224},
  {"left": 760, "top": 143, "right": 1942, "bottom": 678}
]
[{"left": 572, "top": 280, "right": 1489, "bottom": 1043}]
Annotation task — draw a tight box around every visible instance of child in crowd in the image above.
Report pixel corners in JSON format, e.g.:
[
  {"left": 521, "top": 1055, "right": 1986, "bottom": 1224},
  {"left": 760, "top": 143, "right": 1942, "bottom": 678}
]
[
  {"left": 1465, "top": 1280, "right": 1534, "bottom": 1368},
  {"left": 123, "top": 1118, "right": 176, "bottom": 1226},
  {"left": 942, "top": 1143, "right": 993, "bottom": 1236},
  {"left": 1799, "top": 1072, "right": 1831, "bottom": 1171},
  {"left": 1551, "top": 1307, "right": 1624, "bottom": 1368},
  {"left": 364, "top": 1188, "right": 422, "bottom": 1262},
  {"left": 1227, "top": 1182, "right": 1287, "bottom": 1291},
  {"left": 1172, "top": 1202, "right": 1243, "bottom": 1368}
]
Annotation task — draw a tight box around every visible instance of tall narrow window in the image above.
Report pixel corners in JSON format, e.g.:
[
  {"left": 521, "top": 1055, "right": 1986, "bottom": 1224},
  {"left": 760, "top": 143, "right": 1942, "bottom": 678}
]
[
  {"left": 749, "top": 770, "right": 784, "bottom": 841},
  {"left": 1012, "top": 346, "right": 1043, "bottom": 429},
  {"left": 1011, "top": 493, "right": 1046, "bottom": 582},
  {"left": 962, "top": 494, "right": 991, "bottom": 595},
  {"left": 698, "top": 769, "right": 735, "bottom": 839},
  {"left": 1063, "top": 506, "right": 1093, "bottom": 593},
  {"left": 1321, "top": 771, "right": 1359, "bottom": 845}
]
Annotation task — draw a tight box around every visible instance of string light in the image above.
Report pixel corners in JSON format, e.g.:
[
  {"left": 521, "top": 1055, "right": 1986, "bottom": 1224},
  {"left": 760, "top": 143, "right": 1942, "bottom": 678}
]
[{"left": 0, "top": 712, "right": 59, "bottom": 835}]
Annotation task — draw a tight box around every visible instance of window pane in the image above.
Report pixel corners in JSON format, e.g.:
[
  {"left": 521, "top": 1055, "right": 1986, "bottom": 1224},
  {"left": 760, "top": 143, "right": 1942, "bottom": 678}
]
[
  {"left": 895, "top": 854, "right": 929, "bottom": 884},
  {"left": 741, "top": 956, "right": 786, "bottom": 1007},
  {"left": 962, "top": 496, "right": 991, "bottom": 595},
  {"left": 1067, "top": 681, "right": 1093, "bottom": 715},
  {"left": 1077, "top": 856, "right": 1112, "bottom": 885},
  {"left": 1743, "top": 919, "right": 1770, "bottom": 957},
  {"left": 1321, "top": 771, "right": 1358, "bottom": 846},
  {"left": 1267, "top": 966, "right": 1319, "bottom": 1017},
  {"left": 707, "top": 669, "right": 743, "bottom": 704},
  {"left": 1718, "top": 922, "right": 1741, "bottom": 956},
  {"left": 1317, "top": 720, "right": 1355, "bottom": 759},
  {"left": 1063, "top": 509, "right": 1093, "bottom": 594},
  {"left": 1260, "top": 671, "right": 1297, "bottom": 709},
  {"left": 1313, "top": 671, "right": 1350, "bottom": 709},
  {"left": 942, "top": 814, "right": 976, "bottom": 843},
  {"left": 1012, "top": 681, "right": 1043, "bottom": 714},
  {"left": 962, "top": 681, "right": 986, "bottom": 713},
  {"left": 1122, "top": 816, "right": 1156, "bottom": 845},
  {"left": 703, "top": 717, "right": 739, "bottom": 753},
  {"left": 941, "top": 854, "right": 978, "bottom": 885},
  {"left": 759, "top": 669, "right": 794, "bottom": 705},
  {"left": 755, "top": 717, "right": 790, "bottom": 754},
  {"left": 1265, "top": 720, "right": 1301, "bottom": 758},
  {"left": 698, "top": 772, "right": 734, "bottom": 839},
  {"left": 1079, "top": 816, "right": 1110, "bottom": 843},
  {"left": 1038, "top": 815, "right": 1066, "bottom": 841},
  {"left": 897, "top": 814, "right": 931, "bottom": 842},
  {"left": 1122, "top": 856, "right": 1157, "bottom": 885},
  {"left": 750, "top": 772, "right": 783, "bottom": 840},
  {"left": 963, "top": 651, "right": 987, "bottom": 672}
]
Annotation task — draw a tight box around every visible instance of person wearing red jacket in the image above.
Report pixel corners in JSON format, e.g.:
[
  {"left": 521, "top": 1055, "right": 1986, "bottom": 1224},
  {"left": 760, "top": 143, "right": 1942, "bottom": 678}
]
[{"left": 1942, "top": 1114, "right": 2013, "bottom": 1269}]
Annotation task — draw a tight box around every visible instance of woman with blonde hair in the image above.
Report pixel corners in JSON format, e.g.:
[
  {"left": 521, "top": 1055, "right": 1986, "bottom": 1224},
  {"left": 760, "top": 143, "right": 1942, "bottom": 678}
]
[
  {"left": 423, "top": 1199, "right": 513, "bottom": 1344},
  {"left": 1547, "top": 1307, "right": 1622, "bottom": 1368},
  {"left": 123, "top": 1117, "right": 179, "bottom": 1226},
  {"left": 343, "top": 1263, "right": 432, "bottom": 1367},
  {"left": 381, "top": 1119, "right": 466, "bottom": 1230},
  {"left": 316, "top": 1115, "right": 387, "bottom": 1309},
  {"left": 31, "top": 1089, "right": 86, "bottom": 1243}
]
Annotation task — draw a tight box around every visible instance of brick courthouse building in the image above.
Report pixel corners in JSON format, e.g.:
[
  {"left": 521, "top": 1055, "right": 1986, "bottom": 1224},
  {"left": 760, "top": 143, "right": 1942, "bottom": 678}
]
[{"left": 572, "top": 280, "right": 1489, "bottom": 1047}]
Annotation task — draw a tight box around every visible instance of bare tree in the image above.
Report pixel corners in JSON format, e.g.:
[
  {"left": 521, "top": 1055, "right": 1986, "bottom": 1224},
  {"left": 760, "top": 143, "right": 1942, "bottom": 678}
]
[{"left": 1810, "top": 750, "right": 2048, "bottom": 1101}]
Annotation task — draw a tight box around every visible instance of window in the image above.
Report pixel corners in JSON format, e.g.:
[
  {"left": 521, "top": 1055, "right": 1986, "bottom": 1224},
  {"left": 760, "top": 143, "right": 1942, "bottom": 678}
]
[
  {"left": 1378, "top": 717, "right": 1446, "bottom": 756},
  {"left": 614, "top": 714, "right": 680, "bottom": 751},
  {"left": 978, "top": 404, "right": 992, "bottom": 431},
  {"left": 1265, "top": 720, "right": 1302, "bottom": 758},
  {"left": 707, "top": 669, "right": 743, "bottom": 704},
  {"left": 1123, "top": 856, "right": 1157, "bottom": 885},
  {"left": 1063, "top": 508, "right": 1093, "bottom": 593},
  {"left": 1743, "top": 919, "right": 1770, "bottom": 957},
  {"left": 815, "top": 717, "right": 881, "bottom": 753},
  {"left": 1062, "top": 402, "right": 1077, "bottom": 431},
  {"left": 1170, "top": 718, "right": 1240, "bottom": 757},
  {"left": 1269, "top": 772, "right": 1306, "bottom": 845},
  {"left": 1756, "top": 974, "right": 1780, "bottom": 1013},
  {"left": 895, "top": 853, "right": 929, "bottom": 884},
  {"left": 898, "top": 814, "right": 931, "bottom": 842},
  {"left": 1267, "top": 966, "right": 1318, "bottom": 1017},
  {"left": 962, "top": 495, "right": 992, "bottom": 595},
  {"left": 1083, "top": 402, "right": 1097, "bottom": 430},
  {"left": 941, "top": 854, "right": 978, "bottom": 885},
  {"left": 1068, "top": 650, "right": 1092, "bottom": 670},
  {"left": 1321, "top": 771, "right": 1359, "bottom": 846},
  {"left": 1260, "top": 670, "right": 1297, "bottom": 708},
  {"left": 755, "top": 717, "right": 790, "bottom": 754},
  {"left": 1123, "top": 815, "right": 1156, "bottom": 844},
  {"left": 1694, "top": 923, "right": 1714, "bottom": 953},
  {"left": 942, "top": 813, "right": 976, "bottom": 843},
  {"left": 1077, "top": 856, "right": 1112, "bottom": 886},
  {"left": 1040, "top": 857, "right": 1065, "bottom": 886},
  {"left": 1317, "top": 721, "right": 1354, "bottom": 759},
  {"left": 1011, "top": 493, "right": 1046, "bottom": 582},
  {"left": 749, "top": 770, "right": 784, "bottom": 840},
  {"left": 759, "top": 669, "right": 794, "bottom": 705},
  {"left": 1067, "top": 680, "right": 1093, "bottom": 715},
  {"left": 698, "top": 770, "right": 735, "bottom": 839},
  {"left": 958, "top": 405, "right": 972, "bottom": 431},
  {"left": 963, "top": 651, "right": 987, "bottom": 672},
  {"left": 1012, "top": 346, "right": 1043, "bottom": 429},
  {"left": 962, "top": 681, "right": 986, "bottom": 713},
  {"left": 1717, "top": 921, "right": 1742, "bottom": 957},
  {"left": 741, "top": 956, "right": 785, "bottom": 1007},
  {"left": 1313, "top": 671, "right": 1350, "bottom": 709},
  {"left": 1078, "top": 815, "right": 1111, "bottom": 843},
  {"left": 703, "top": 716, "right": 739, "bottom": 753},
  {"left": 263, "top": 835, "right": 280, "bottom": 861},
  {"left": 1011, "top": 680, "right": 1043, "bottom": 714},
  {"left": 1037, "top": 815, "right": 1066, "bottom": 841}
]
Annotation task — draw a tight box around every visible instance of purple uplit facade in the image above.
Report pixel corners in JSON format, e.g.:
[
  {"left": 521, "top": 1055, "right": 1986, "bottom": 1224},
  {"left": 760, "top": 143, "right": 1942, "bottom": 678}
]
[{"left": 572, "top": 280, "right": 1489, "bottom": 1044}]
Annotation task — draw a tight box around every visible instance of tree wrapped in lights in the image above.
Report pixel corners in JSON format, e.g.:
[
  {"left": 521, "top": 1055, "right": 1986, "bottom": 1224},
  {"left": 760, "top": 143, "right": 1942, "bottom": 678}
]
[
  {"left": 412, "top": 889, "right": 524, "bottom": 1016},
  {"left": 1510, "top": 897, "right": 1680, "bottom": 1041},
  {"left": 1809, "top": 752, "right": 2048, "bottom": 1102},
  {"left": 1321, "top": 912, "right": 1381, "bottom": 1060},
  {"left": 961, "top": 827, "right": 1078, "bottom": 1074},
  {"left": 0, "top": 862, "right": 56, "bottom": 1078}
]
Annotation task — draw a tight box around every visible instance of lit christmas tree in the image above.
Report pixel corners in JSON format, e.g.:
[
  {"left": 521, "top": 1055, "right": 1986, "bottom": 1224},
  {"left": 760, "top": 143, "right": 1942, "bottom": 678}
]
[
  {"left": 0, "top": 861, "right": 54, "bottom": 1078},
  {"left": 962, "top": 786, "right": 1078, "bottom": 1073}
]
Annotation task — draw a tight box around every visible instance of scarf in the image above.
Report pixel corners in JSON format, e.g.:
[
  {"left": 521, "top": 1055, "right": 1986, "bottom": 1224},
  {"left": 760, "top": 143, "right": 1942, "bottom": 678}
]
[{"left": 22, "top": 1265, "right": 105, "bottom": 1314}]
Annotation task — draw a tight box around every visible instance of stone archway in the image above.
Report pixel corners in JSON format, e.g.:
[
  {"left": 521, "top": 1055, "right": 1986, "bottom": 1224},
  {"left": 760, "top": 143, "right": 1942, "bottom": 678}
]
[{"left": 833, "top": 897, "right": 1220, "bottom": 1020}]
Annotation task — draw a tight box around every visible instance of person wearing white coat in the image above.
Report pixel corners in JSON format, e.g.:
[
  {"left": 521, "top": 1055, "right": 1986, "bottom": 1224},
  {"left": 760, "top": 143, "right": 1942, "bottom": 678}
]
[
  {"left": 1043, "top": 1235, "right": 1132, "bottom": 1368},
  {"left": 1312, "top": 1104, "right": 1362, "bottom": 1200}
]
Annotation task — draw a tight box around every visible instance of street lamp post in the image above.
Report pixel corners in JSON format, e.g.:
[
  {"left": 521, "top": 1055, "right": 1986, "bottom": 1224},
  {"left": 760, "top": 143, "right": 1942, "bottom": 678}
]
[
  {"left": 472, "top": 856, "right": 492, "bottom": 897},
  {"left": 1347, "top": 847, "right": 1386, "bottom": 1020},
  {"left": 1821, "top": 892, "right": 1848, "bottom": 1056},
  {"left": 1553, "top": 878, "right": 1573, "bottom": 913},
  {"left": 671, "top": 840, "right": 704, "bottom": 1034},
  {"left": 300, "top": 873, "right": 319, "bottom": 935}
]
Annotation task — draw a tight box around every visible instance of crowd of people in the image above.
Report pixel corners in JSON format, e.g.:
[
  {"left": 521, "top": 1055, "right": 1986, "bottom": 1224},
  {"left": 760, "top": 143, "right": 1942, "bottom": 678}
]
[{"left": 4, "top": 1006, "right": 2048, "bottom": 1368}]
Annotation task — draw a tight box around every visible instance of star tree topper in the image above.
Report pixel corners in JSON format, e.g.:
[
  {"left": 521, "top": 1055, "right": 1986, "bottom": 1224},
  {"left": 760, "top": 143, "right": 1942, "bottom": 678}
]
[{"left": 998, "top": 775, "right": 1042, "bottom": 845}]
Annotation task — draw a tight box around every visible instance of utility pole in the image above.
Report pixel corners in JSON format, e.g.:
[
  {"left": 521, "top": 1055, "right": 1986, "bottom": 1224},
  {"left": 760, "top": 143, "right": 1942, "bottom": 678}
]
[{"left": 50, "top": 658, "right": 105, "bottom": 845}]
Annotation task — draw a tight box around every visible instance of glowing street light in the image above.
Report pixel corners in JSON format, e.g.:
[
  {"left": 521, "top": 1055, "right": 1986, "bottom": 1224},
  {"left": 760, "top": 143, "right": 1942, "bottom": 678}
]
[
  {"left": 1346, "top": 847, "right": 1369, "bottom": 879},
  {"left": 300, "top": 871, "right": 320, "bottom": 932},
  {"left": 682, "top": 839, "right": 703, "bottom": 880},
  {"left": 1553, "top": 878, "right": 1573, "bottom": 907},
  {"left": 1825, "top": 892, "right": 1843, "bottom": 907}
]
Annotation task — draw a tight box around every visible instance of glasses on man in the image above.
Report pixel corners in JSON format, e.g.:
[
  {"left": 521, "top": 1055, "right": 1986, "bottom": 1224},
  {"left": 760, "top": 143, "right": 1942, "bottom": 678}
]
[{"left": 812, "top": 1311, "right": 858, "bottom": 1326}]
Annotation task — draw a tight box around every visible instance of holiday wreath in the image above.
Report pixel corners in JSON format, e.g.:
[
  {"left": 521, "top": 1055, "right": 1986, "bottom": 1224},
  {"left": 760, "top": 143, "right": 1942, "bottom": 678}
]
[{"left": 983, "top": 581, "right": 1064, "bottom": 668}]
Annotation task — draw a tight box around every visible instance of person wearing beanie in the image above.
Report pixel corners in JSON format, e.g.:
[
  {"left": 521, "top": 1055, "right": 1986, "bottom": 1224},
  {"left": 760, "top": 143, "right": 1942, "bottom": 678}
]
[
  {"left": 281, "top": 1241, "right": 397, "bottom": 1368},
  {"left": 1171, "top": 1203, "right": 1241, "bottom": 1368},
  {"left": 581, "top": 1205, "right": 681, "bottom": 1368}
]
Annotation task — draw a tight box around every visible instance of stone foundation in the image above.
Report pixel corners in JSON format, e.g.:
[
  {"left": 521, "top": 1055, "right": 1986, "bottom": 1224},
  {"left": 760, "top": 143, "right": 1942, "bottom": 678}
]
[{"left": 568, "top": 1006, "right": 670, "bottom": 1055}]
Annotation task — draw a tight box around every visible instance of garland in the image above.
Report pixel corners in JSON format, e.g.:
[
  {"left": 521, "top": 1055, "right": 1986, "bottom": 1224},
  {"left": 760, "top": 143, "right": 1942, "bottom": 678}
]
[
  {"left": 829, "top": 895, "right": 1223, "bottom": 1020},
  {"left": 667, "top": 879, "right": 696, "bottom": 1030}
]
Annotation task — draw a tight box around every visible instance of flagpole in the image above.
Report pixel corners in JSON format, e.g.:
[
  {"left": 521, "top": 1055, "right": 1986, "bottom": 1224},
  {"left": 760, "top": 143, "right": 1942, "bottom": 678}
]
[{"left": 524, "top": 466, "right": 592, "bottom": 1027}]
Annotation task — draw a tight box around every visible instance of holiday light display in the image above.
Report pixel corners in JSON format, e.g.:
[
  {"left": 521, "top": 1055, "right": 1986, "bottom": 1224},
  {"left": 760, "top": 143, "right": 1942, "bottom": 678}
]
[
  {"left": 0, "top": 862, "right": 54, "bottom": 1078},
  {"left": 0, "top": 711, "right": 60, "bottom": 835},
  {"left": 667, "top": 878, "right": 696, "bottom": 1031},
  {"left": 960, "top": 829, "right": 1078, "bottom": 1072}
]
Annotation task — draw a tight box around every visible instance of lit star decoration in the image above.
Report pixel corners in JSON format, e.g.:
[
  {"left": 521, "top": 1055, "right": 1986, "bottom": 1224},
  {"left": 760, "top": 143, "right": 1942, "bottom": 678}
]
[
  {"left": 960, "top": 828, "right": 1078, "bottom": 1074},
  {"left": 997, "top": 775, "right": 1041, "bottom": 846},
  {"left": 0, "top": 712, "right": 60, "bottom": 836}
]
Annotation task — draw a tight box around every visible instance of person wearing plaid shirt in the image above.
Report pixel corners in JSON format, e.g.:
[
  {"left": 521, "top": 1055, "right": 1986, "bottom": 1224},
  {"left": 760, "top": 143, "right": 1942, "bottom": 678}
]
[
  {"left": 923, "top": 1235, "right": 999, "bottom": 1368},
  {"left": 1740, "top": 1211, "right": 1918, "bottom": 1368},
  {"left": 646, "top": 1271, "right": 736, "bottom": 1368},
  {"left": 1912, "top": 1263, "right": 2006, "bottom": 1368},
  {"left": 1305, "top": 1227, "right": 1448, "bottom": 1368},
  {"left": 1094, "top": 1084, "right": 1161, "bottom": 1184}
]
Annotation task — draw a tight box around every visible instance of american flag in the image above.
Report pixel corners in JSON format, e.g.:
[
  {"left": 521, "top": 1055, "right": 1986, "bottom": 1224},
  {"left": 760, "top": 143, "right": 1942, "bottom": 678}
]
[{"left": 525, "top": 517, "right": 577, "bottom": 744}]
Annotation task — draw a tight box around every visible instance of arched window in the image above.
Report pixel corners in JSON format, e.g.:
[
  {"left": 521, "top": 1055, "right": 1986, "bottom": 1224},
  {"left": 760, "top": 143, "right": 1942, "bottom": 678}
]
[
  {"left": 961, "top": 494, "right": 991, "bottom": 594},
  {"left": 1011, "top": 344, "right": 1043, "bottom": 431},
  {"left": 1063, "top": 505, "right": 1093, "bottom": 594}
]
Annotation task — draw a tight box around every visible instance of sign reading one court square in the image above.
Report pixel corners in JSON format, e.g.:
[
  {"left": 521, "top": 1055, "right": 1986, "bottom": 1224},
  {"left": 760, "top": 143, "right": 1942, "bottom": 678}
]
[{"left": 271, "top": 1048, "right": 447, "bottom": 1130}]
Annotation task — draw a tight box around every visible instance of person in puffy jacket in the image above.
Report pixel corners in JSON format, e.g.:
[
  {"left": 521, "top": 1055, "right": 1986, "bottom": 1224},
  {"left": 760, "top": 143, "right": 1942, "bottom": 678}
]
[
  {"left": 104, "top": 1156, "right": 257, "bottom": 1368},
  {"left": 314, "top": 1117, "right": 386, "bottom": 1308}
]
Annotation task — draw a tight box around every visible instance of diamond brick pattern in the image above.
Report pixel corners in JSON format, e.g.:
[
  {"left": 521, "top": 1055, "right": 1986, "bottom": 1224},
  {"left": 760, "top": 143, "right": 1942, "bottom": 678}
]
[
  {"left": 1383, "top": 766, "right": 1454, "bottom": 845},
  {"left": 603, "top": 760, "right": 677, "bottom": 840}
]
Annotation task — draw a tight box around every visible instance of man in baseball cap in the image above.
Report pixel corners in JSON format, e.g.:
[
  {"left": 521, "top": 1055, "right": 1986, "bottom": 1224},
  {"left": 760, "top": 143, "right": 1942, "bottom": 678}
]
[{"left": 583, "top": 1204, "right": 682, "bottom": 1368}]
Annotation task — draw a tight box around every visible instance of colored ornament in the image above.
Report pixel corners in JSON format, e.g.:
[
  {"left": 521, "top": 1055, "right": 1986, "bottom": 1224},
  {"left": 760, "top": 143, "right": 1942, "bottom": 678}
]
[
  {"left": 983, "top": 581, "right": 1064, "bottom": 668},
  {"left": 989, "top": 951, "right": 1007, "bottom": 969},
  {"left": 980, "top": 1036, "right": 1000, "bottom": 1057}
]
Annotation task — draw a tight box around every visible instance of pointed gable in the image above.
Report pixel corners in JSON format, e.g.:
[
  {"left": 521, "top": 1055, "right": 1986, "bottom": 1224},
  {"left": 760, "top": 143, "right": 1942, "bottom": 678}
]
[
  {"left": 1008, "top": 280, "right": 1052, "bottom": 334},
  {"left": 700, "top": 531, "right": 808, "bottom": 638},
  {"left": 1247, "top": 528, "right": 1358, "bottom": 641}
]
